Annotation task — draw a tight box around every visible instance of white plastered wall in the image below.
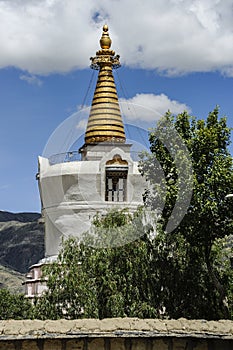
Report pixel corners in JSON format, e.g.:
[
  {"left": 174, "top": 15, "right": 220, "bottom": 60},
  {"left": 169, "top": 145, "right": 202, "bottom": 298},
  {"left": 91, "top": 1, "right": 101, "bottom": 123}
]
[{"left": 38, "top": 147, "right": 147, "bottom": 257}]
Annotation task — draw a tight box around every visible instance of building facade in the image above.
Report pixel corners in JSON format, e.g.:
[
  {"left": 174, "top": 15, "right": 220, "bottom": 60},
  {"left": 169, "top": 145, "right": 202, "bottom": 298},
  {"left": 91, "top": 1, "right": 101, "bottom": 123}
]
[{"left": 24, "top": 25, "right": 146, "bottom": 297}]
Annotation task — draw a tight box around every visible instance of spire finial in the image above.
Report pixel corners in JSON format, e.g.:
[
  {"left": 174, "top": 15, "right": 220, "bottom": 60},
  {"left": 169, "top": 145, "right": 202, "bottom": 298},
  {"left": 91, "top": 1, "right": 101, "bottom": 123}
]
[
  {"left": 84, "top": 25, "right": 125, "bottom": 145},
  {"left": 100, "top": 24, "right": 112, "bottom": 49},
  {"left": 103, "top": 24, "right": 108, "bottom": 31}
]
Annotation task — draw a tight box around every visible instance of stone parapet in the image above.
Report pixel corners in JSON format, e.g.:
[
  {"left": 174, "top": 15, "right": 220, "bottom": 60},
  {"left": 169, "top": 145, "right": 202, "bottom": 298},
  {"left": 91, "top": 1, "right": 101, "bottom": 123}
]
[{"left": 0, "top": 318, "right": 233, "bottom": 349}]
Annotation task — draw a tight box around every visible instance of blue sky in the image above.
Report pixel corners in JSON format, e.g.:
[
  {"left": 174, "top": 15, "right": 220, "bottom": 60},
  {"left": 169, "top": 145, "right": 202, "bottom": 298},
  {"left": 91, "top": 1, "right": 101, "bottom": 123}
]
[{"left": 0, "top": 0, "right": 233, "bottom": 213}]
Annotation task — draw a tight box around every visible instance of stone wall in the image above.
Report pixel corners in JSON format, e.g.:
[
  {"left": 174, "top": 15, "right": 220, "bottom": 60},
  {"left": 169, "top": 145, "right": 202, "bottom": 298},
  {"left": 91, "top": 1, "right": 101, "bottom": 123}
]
[{"left": 0, "top": 318, "right": 233, "bottom": 350}]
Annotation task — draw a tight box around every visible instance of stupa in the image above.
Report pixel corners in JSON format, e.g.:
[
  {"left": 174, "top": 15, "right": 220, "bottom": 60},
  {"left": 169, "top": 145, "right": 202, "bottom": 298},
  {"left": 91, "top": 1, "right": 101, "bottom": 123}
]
[{"left": 24, "top": 25, "right": 146, "bottom": 298}]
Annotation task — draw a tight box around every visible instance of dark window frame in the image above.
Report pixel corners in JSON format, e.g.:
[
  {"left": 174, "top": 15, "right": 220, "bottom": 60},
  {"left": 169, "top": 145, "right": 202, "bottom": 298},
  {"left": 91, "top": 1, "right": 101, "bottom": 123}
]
[{"left": 105, "top": 169, "right": 128, "bottom": 202}]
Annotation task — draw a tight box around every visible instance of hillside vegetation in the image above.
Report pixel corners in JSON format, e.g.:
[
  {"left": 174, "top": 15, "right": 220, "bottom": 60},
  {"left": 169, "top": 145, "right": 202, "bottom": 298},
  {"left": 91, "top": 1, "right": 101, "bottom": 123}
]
[{"left": 0, "top": 211, "right": 44, "bottom": 285}]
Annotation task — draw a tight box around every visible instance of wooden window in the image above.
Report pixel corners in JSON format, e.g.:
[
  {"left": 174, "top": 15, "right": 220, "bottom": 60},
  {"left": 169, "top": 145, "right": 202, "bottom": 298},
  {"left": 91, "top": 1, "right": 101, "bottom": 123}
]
[{"left": 105, "top": 170, "right": 127, "bottom": 202}]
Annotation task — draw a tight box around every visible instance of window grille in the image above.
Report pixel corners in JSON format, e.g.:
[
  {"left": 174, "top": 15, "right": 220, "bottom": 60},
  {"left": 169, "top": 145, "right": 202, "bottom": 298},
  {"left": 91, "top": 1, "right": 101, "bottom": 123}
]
[{"left": 105, "top": 170, "right": 127, "bottom": 202}]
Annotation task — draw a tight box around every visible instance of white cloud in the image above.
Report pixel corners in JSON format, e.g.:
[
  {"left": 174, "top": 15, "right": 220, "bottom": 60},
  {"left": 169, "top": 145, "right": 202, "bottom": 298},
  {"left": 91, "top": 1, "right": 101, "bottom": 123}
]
[
  {"left": 75, "top": 105, "right": 90, "bottom": 131},
  {"left": 119, "top": 93, "right": 191, "bottom": 122},
  {"left": 76, "top": 119, "right": 87, "bottom": 131},
  {"left": 20, "top": 74, "right": 43, "bottom": 86},
  {"left": 75, "top": 94, "right": 189, "bottom": 125},
  {"left": 0, "top": 0, "right": 233, "bottom": 75}
]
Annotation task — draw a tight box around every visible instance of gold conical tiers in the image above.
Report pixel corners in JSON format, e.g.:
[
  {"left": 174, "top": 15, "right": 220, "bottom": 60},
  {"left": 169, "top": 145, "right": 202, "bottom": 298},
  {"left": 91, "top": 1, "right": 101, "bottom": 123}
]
[{"left": 85, "top": 25, "right": 126, "bottom": 145}]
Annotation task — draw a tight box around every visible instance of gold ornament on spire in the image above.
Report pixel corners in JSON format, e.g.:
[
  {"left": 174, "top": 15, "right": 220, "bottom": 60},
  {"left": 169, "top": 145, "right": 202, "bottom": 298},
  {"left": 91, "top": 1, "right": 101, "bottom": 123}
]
[
  {"left": 84, "top": 25, "right": 126, "bottom": 145},
  {"left": 100, "top": 24, "right": 112, "bottom": 49}
]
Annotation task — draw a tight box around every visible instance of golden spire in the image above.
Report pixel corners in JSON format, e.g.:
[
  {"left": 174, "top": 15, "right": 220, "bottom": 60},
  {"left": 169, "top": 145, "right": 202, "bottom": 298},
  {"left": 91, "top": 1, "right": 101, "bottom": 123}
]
[{"left": 84, "top": 25, "right": 126, "bottom": 145}]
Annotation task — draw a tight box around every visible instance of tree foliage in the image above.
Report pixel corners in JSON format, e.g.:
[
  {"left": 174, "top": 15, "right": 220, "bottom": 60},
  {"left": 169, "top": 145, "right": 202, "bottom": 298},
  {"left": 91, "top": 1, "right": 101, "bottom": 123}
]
[
  {"left": 140, "top": 108, "right": 233, "bottom": 319},
  {"left": 34, "top": 209, "right": 159, "bottom": 319},
  {"left": 0, "top": 289, "right": 33, "bottom": 319},
  {"left": 34, "top": 108, "right": 233, "bottom": 320}
]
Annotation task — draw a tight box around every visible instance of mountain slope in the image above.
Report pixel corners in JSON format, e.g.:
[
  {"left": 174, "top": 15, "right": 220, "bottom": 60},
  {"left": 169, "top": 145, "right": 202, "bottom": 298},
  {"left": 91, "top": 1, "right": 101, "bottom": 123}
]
[
  {"left": 0, "top": 265, "right": 25, "bottom": 293},
  {"left": 0, "top": 211, "right": 45, "bottom": 274},
  {"left": 0, "top": 211, "right": 40, "bottom": 223}
]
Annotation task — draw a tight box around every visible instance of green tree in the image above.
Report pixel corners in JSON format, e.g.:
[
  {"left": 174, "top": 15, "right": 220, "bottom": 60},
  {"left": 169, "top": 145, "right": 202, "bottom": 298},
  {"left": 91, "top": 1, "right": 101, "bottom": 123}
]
[
  {"left": 33, "top": 240, "right": 98, "bottom": 320},
  {"left": 34, "top": 108, "right": 233, "bottom": 320},
  {"left": 0, "top": 289, "right": 33, "bottom": 319},
  {"left": 34, "top": 209, "right": 159, "bottom": 319},
  {"left": 140, "top": 108, "right": 233, "bottom": 319}
]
